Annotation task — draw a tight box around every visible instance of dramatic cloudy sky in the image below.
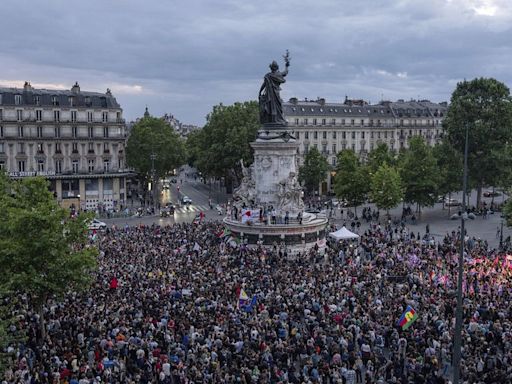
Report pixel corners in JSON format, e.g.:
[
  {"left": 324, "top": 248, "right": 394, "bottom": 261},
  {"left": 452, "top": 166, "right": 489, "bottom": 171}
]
[{"left": 1, "top": 0, "right": 511, "bottom": 125}]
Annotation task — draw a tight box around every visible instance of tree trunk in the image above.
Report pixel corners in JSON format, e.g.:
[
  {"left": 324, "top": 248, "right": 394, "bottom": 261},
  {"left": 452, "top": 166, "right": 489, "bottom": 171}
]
[
  {"left": 477, "top": 185, "right": 482, "bottom": 209},
  {"left": 448, "top": 192, "right": 451, "bottom": 215}
]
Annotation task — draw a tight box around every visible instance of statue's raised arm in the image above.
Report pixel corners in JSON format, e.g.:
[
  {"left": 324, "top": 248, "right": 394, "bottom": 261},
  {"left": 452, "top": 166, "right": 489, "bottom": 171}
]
[{"left": 259, "top": 50, "right": 291, "bottom": 127}]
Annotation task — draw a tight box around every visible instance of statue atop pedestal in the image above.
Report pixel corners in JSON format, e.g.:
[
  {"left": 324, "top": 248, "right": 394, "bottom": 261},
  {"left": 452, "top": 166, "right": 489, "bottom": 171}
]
[
  {"left": 233, "top": 160, "right": 257, "bottom": 208},
  {"left": 277, "top": 171, "right": 304, "bottom": 213},
  {"left": 258, "top": 50, "right": 290, "bottom": 127}
]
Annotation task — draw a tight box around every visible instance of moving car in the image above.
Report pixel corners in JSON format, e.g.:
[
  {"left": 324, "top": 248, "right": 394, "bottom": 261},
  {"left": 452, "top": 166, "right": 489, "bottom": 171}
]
[
  {"left": 181, "top": 196, "right": 192, "bottom": 204},
  {"left": 444, "top": 198, "right": 461, "bottom": 207},
  {"left": 88, "top": 218, "right": 107, "bottom": 230}
]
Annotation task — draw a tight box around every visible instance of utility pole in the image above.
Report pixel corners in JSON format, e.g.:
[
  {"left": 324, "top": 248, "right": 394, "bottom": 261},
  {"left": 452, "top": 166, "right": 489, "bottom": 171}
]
[
  {"left": 150, "top": 153, "right": 156, "bottom": 213},
  {"left": 500, "top": 219, "right": 504, "bottom": 250},
  {"left": 452, "top": 123, "right": 469, "bottom": 384}
]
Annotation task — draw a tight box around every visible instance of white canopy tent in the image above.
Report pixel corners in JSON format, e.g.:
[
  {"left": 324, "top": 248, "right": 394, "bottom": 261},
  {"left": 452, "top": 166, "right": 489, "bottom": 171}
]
[{"left": 329, "top": 226, "right": 360, "bottom": 241}]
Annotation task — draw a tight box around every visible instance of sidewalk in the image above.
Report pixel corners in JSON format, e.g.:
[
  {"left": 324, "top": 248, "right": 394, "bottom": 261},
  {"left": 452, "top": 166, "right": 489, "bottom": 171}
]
[{"left": 329, "top": 198, "right": 508, "bottom": 249}]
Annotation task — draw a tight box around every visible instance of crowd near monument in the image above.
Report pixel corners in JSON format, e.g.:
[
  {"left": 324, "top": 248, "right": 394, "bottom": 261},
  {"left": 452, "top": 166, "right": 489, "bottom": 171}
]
[{"left": 225, "top": 51, "right": 328, "bottom": 253}]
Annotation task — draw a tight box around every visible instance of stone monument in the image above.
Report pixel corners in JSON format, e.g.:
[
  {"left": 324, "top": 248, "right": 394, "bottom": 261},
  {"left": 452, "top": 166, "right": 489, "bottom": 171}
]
[{"left": 225, "top": 51, "right": 327, "bottom": 254}]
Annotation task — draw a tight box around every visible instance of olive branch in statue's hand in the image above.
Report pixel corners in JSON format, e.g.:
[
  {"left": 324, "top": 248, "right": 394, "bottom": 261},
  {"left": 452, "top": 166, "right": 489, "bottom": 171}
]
[{"left": 283, "top": 50, "right": 291, "bottom": 68}]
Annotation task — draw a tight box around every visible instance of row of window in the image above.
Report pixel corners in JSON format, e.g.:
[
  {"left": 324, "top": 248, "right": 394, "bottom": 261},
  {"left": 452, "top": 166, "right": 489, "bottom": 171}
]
[
  {"left": 0, "top": 158, "right": 122, "bottom": 174},
  {"left": 292, "top": 117, "right": 441, "bottom": 127},
  {"left": 1, "top": 125, "right": 113, "bottom": 138},
  {"left": 298, "top": 129, "right": 439, "bottom": 140},
  {"left": 2, "top": 141, "right": 116, "bottom": 155},
  {"left": 5, "top": 94, "right": 107, "bottom": 108},
  {"left": 1, "top": 109, "right": 116, "bottom": 123}
]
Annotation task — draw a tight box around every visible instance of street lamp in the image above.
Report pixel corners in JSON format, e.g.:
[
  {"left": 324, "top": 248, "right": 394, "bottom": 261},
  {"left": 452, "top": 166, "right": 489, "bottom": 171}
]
[
  {"left": 452, "top": 122, "right": 469, "bottom": 384},
  {"left": 150, "top": 153, "right": 156, "bottom": 213},
  {"left": 500, "top": 218, "right": 504, "bottom": 250}
]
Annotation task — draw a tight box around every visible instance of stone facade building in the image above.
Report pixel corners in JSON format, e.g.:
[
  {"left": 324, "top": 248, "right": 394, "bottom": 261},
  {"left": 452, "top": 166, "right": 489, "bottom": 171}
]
[
  {"left": 0, "top": 82, "right": 132, "bottom": 211},
  {"left": 284, "top": 97, "right": 448, "bottom": 193}
]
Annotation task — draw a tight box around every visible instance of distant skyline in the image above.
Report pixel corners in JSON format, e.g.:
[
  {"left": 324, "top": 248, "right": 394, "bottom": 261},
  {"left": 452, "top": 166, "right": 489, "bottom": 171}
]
[{"left": 1, "top": 0, "right": 511, "bottom": 126}]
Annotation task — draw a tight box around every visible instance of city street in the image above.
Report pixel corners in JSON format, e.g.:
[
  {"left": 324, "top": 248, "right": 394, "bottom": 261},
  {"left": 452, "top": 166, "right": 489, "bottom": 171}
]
[{"left": 104, "top": 169, "right": 228, "bottom": 227}]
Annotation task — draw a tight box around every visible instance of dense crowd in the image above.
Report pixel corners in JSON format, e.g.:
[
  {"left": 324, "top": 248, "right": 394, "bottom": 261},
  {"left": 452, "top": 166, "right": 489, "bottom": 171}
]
[{"left": 3, "top": 218, "right": 512, "bottom": 383}]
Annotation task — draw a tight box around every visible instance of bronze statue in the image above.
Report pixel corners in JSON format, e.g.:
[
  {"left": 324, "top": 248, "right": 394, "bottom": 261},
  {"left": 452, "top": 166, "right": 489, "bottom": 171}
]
[{"left": 259, "top": 50, "right": 290, "bottom": 126}]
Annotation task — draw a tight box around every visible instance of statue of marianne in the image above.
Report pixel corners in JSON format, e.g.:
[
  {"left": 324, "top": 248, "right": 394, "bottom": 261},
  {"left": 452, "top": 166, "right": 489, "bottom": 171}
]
[{"left": 258, "top": 50, "right": 290, "bottom": 126}]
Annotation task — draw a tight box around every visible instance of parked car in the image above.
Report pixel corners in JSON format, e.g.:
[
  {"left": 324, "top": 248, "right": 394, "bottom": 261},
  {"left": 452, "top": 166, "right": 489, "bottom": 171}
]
[
  {"left": 88, "top": 218, "right": 107, "bottom": 230},
  {"left": 444, "top": 198, "right": 461, "bottom": 207},
  {"left": 483, "top": 190, "right": 501, "bottom": 197},
  {"left": 181, "top": 196, "right": 192, "bottom": 204}
]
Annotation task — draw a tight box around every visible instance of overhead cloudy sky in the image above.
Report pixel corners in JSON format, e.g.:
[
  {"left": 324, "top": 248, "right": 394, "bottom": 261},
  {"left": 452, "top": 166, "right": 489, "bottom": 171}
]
[{"left": 1, "top": 0, "right": 511, "bottom": 125}]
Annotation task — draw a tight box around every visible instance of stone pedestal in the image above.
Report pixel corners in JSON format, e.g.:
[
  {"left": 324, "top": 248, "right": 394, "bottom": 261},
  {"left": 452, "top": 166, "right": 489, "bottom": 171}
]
[
  {"left": 225, "top": 127, "right": 327, "bottom": 255},
  {"left": 251, "top": 138, "right": 298, "bottom": 207}
]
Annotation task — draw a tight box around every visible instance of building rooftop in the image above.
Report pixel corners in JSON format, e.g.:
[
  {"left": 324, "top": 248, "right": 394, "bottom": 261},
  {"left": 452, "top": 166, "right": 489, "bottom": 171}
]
[
  {"left": 285, "top": 98, "right": 447, "bottom": 118},
  {"left": 0, "top": 82, "right": 121, "bottom": 109}
]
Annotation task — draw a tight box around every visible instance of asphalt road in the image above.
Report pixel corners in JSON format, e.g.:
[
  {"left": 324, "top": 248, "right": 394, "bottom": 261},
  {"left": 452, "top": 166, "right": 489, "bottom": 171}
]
[{"left": 103, "top": 171, "right": 228, "bottom": 228}]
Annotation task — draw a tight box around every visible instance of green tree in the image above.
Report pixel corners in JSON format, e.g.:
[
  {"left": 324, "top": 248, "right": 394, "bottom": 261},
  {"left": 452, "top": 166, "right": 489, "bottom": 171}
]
[
  {"left": 298, "top": 147, "right": 329, "bottom": 195},
  {"left": 367, "top": 143, "right": 396, "bottom": 176},
  {"left": 370, "top": 163, "right": 403, "bottom": 215},
  {"left": 504, "top": 198, "right": 512, "bottom": 227},
  {"left": 432, "top": 141, "right": 463, "bottom": 212},
  {"left": 187, "top": 101, "right": 259, "bottom": 186},
  {"left": 399, "top": 136, "right": 440, "bottom": 215},
  {"left": 0, "top": 176, "right": 97, "bottom": 341},
  {"left": 126, "top": 114, "right": 186, "bottom": 179},
  {"left": 334, "top": 150, "right": 370, "bottom": 215},
  {"left": 443, "top": 77, "right": 512, "bottom": 208}
]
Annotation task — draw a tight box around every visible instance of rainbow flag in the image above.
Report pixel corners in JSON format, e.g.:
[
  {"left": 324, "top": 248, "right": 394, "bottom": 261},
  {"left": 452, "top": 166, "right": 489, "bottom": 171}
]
[{"left": 397, "top": 305, "right": 418, "bottom": 330}]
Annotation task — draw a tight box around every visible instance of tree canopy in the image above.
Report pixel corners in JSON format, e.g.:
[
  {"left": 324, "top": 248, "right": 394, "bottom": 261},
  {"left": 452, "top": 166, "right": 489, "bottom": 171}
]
[
  {"left": 443, "top": 77, "right": 512, "bottom": 207},
  {"left": 432, "top": 141, "right": 463, "bottom": 201},
  {"left": 0, "top": 175, "right": 97, "bottom": 341},
  {"left": 298, "top": 147, "right": 329, "bottom": 195},
  {"left": 126, "top": 115, "right": 186, "bottom": 179},
  {"left": 367, "top": 143, "right": 396, "bottom": 176},
  {"left": 186, "top": 101, "right": 260, "bottom": 184},
  {"left": 334, "top": 150, "right": 370, "bottom": 213},
  {"left": 399, "top": 136, "right": 440, "bottom": 212},
  {"left": 370, "top": 163, "right": 403, "bottom": 213}
]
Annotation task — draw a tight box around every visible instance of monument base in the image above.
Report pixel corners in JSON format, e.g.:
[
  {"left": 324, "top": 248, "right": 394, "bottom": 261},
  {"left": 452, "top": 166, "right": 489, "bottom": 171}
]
[{"left": 223, "top": 214, "right": 328, "bottom": 255}]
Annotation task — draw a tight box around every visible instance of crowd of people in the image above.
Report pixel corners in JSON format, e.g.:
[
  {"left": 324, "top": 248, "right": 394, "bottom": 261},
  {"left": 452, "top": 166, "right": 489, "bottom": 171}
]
[{"left": 2, "top": 217, "right": 512, "bottom": 383}]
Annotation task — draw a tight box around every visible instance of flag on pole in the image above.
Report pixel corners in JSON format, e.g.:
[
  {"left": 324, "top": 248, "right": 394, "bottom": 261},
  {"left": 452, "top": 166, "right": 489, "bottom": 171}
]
[
  {"left": 238, "top": 289, "right": 249, "bottom": 308},
  {"left": 218, "top": 228, "right": 231, "bottom": 238},
  {"left": 397, "top": 305, "right": 418, "bottom": 330}
]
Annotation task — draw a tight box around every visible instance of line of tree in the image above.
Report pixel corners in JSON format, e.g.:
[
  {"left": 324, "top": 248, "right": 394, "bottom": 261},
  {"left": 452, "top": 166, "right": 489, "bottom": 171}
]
[
  {"left": 0, "top": 174, "right": 97, "bottom": 369},
  {"left": 328, "top": 138, "right": 463, "bottom": 217}
]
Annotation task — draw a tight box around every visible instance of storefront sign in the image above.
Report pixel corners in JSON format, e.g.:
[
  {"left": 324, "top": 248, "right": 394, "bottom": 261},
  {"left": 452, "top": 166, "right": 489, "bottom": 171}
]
[{"left": 9, "top": 171, "right": 56, "bottom": 177}]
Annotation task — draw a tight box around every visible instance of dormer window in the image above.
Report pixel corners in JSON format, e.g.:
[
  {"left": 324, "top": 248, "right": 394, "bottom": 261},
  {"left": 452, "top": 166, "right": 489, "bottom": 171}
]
[
  {"left": 15, "top": 95, "right": 22, "bottom": 105},
  {"left": 51, "top": 96, "right": 59, "bottom": 106}
]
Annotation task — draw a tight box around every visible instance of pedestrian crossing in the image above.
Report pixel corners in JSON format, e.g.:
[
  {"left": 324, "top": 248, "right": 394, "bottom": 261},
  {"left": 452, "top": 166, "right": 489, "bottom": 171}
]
[{"left": 174, "top": 204, "right": 212, "bottom": 214}]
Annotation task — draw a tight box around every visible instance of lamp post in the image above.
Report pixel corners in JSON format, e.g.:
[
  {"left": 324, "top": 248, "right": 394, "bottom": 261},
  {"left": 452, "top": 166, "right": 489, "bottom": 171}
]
[
  {"left": 150, "top": 153, "right": 156, "bottom": 213},
  {"left": 500, "top": 218, "right": 504, "bottom": 250},
  {"left": 452, "top": 122, "right": 469, "bottom": 383}
]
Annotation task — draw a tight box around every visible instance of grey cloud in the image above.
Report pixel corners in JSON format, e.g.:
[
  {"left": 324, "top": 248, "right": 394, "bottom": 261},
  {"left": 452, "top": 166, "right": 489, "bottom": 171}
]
[{"left": 0, "top": 0, "right": 511, "bottom": 125}]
